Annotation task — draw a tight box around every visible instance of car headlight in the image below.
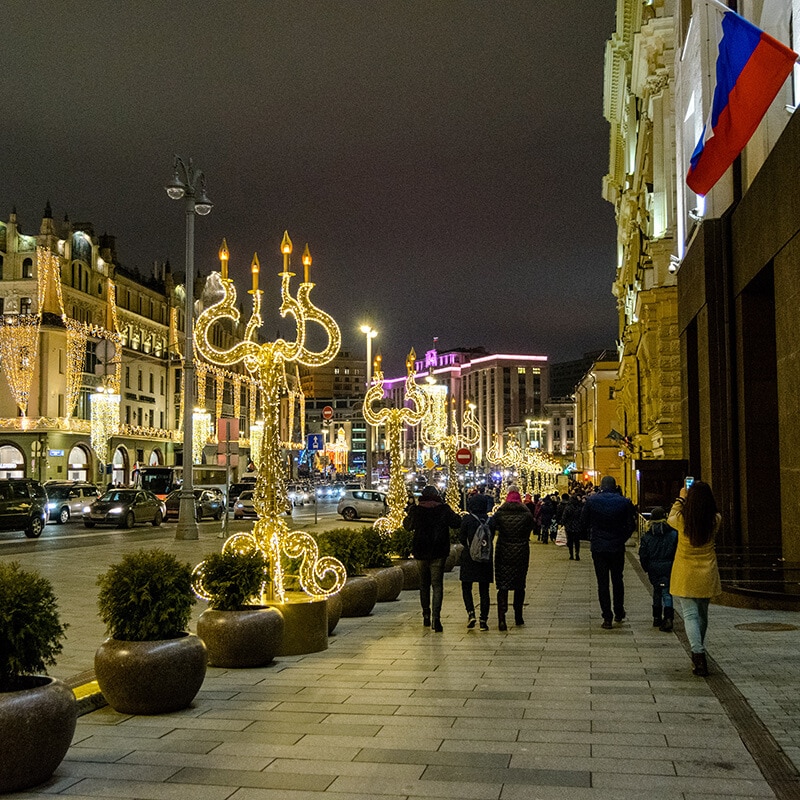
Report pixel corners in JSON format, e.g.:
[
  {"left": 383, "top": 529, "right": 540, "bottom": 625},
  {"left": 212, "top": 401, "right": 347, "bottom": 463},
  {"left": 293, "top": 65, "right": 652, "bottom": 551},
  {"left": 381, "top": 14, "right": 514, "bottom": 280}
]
[
  {"left": 236, "top": 502, "right": 243, "bottom": 509},
  {"left": 47, "top": 502, "right": 56, "bottom": 509},
  {"left": 109, "top": 506, "right": 124, "bottom": 514},
  {"left": 83, "top": 506, "right": 92, "bottom": 513}
]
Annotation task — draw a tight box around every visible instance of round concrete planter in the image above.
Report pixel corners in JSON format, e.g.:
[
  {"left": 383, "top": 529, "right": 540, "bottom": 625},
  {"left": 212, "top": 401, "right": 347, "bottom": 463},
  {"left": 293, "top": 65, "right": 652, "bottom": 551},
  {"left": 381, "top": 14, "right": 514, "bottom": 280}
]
[
  {"left": 95, "top": 633, "right": 207, "bottom": 715},
  {"left": 0, "top": 676, "right": 77, "bottom": 793},
  {"left": 339, "top": 575, "right": 379, "bottom": 617},
  {"left": 273, "top": 595, "right": 329, "bottom": 656},
  {"left": 365, "top": 566, "right": 404, "bottom": 602},
  {"left": 393, "top": 558, "right": 421, "bottom": 590},
  {"left": 197, "top": 607, "right": 284, "bottom": 668},
  {"left": 444, "top": 543, "right": 463, "bottom": 572},
  {"left": 326, "top": 591, "right": 342, "bottom": 635}
]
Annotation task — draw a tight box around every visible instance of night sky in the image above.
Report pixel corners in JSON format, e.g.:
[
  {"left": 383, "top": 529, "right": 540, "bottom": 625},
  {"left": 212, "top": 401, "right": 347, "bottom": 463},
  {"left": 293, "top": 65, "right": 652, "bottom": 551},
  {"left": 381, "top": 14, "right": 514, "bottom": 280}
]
[{"left": 4, "top": 1, "right": 618, "bottom": 374}]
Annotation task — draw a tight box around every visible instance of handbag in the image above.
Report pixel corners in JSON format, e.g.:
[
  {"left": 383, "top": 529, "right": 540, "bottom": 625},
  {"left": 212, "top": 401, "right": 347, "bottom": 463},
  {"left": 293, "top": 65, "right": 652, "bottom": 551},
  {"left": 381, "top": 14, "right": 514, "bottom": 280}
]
[{"left": 555, "top": 525, "right": 568, "bottom": 546}]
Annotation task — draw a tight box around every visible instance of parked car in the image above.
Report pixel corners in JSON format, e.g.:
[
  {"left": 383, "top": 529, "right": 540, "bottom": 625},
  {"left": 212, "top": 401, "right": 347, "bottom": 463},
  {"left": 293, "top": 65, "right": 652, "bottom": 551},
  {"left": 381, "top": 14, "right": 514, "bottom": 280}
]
[
  {"left": 0, "top": 478, "right": 48, "bottom": 538},
  {"left": 164, "top": 488, "right": 225, "bottom": 521},
  {"left": 233, "top": 490, "right": 257, "bottom": 520},
  {"left": 287, "top": 483, "right": 313, "bottom": 506},
  {"left": 45, "top": 483, "right": 100, "bottom": 524},
  {"left": 337, "top": 489, "right": 388, "bottom": 521},
  {"left": 83, "top": 489, "right": 165, "bottom": 529}
]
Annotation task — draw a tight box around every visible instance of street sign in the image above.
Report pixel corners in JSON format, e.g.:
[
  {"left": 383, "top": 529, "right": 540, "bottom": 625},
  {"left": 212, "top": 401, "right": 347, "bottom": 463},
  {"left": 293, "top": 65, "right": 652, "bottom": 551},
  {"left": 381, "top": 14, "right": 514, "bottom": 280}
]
[
  {"left": 456, "top": 447, "right": 472, "bottom": 465},
  {"left": 307, "top": 433, "right": 325, "bottom": 451},
  {"left": 322, "top": 405, "right": 334, "bottom": 421},
  {"left": 424, "top": 458, "right": 436, "bottom": 470}
]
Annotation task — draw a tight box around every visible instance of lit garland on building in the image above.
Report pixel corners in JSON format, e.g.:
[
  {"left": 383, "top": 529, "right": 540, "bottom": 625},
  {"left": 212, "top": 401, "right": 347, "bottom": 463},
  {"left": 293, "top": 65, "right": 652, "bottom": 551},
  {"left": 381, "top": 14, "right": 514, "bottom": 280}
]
[
  {"left": 90, "top": 382, "right": 120, "bottom": 466},
  {"left": 365, "top": 350, "right": 428, "bottom": 535},
  {"left": 192, "top": 408, "right": 211, "bottom": 464},
  {"left": 215, "top": 372, "right": 224, "bottom": 425},
  {"left": 250, "top": 420, "right": 264, "bottom": 469},
  {"left": 0, "top": 314, "right": 40, "bottom": 415},
  {"left": 191, "top": 232, "right": 345, "bottom": 603}
]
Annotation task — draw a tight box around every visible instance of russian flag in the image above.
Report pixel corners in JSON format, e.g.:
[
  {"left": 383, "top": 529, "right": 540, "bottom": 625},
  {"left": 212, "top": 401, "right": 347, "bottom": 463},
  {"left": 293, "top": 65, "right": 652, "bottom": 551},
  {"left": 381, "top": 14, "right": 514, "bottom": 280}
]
[{"left": 686, "top": 9, "right": 797, "bottom": 197}]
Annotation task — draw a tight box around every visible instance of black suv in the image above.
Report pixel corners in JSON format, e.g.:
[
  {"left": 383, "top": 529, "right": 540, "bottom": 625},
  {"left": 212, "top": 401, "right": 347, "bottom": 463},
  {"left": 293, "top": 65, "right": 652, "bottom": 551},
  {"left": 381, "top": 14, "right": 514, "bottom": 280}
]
[{"left": 0, "top": 479, "right": 48, "bottom": 538}]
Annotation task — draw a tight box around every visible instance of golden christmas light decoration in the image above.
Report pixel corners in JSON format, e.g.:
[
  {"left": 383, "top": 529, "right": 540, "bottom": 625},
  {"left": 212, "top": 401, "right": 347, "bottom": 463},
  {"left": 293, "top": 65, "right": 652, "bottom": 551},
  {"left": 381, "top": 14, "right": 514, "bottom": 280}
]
[
  {"left": 365, "top": 350, "right": 428, "bottom": 535},
  {"left": 90, "top": 380, "right": 120, "bottom": 466},
  {"left": 192, "top": 408, "right": 211, "bottom": 464},
  {"left": 191, "top": 233, "right": 345, "bottom": 603},
  {"left": 327, "top": 427, "right": 349, "bottom": 473},
  {"left": 250, "top": 420, "right": 265, "bottom": 470},
  {"left": 0, "top": 315, "right": 41, "bottom": 415}
]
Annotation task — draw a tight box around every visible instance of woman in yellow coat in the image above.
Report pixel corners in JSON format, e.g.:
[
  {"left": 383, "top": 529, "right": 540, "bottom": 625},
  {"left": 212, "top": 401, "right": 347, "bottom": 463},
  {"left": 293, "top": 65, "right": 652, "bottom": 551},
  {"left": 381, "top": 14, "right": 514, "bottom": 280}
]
[{"left": 667, "top": 480, "right": 722, "bottom": 677}]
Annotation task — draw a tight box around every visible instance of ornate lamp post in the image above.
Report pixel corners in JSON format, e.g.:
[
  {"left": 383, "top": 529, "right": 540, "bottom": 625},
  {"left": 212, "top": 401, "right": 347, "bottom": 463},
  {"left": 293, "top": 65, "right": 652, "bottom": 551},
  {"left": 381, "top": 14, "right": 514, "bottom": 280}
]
[
  {"left": 191, "top": 233, "right": 346, "bottom": 603},
  {"left": 165, "top": 156, "right": 213, "bottom": 540},
  {"left": 360, "top": 325, "right": 377, "bottom": 487},
  {"left": 365, "top": 351, "right": 428, "bottom": 535}
]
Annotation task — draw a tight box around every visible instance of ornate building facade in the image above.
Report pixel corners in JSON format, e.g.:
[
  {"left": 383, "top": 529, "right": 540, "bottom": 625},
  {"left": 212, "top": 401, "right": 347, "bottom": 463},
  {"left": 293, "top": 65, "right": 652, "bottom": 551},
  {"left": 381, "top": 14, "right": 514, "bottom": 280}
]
[
  {"left": 0, "top": 205, "right": 261, "bottom": 485},
  {"left": 603, "top": 0, "right": 684, "bottom": 502}
]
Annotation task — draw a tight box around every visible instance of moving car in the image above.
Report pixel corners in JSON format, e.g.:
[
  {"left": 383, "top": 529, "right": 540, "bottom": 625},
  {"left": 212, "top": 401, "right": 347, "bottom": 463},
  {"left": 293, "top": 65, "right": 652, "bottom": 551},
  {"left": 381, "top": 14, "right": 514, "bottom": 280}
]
[
  {"left": 287, "top": 483, "right": 313, "bottom": 507},
  {"left": 45, "top": 483, "right": 100, "bottom": 524},
  {"left": 228, "top": 481, "right": 256, "bottom": 509},
  {"left": 337, "top": 489, "right": 388, "bottom": 521},
  {"left": 164, "top": 488, "right": 225, "bottom": 521},
  {"left": 233, "top": 489, "right": 257, "bottom": 520},
  {"left": 83, "top": 489, "right": 165, "bottom": 528},
  {"left": 0, "top": 479, "right": 48, "bottom": 538}
]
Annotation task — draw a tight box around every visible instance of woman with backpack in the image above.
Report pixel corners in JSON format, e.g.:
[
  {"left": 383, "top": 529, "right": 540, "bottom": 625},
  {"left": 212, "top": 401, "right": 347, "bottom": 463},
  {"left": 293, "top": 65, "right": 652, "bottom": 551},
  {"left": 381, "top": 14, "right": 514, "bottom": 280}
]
[{"left": 459, "top": 493, "right": 494, "bottom": 630}]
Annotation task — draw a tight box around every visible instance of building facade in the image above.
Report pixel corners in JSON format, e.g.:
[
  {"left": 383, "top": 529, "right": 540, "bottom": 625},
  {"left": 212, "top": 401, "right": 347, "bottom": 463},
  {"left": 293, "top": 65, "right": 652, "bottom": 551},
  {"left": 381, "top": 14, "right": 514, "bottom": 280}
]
[{"left": 604, "top": 0, "right": 684, "bottom": 500}]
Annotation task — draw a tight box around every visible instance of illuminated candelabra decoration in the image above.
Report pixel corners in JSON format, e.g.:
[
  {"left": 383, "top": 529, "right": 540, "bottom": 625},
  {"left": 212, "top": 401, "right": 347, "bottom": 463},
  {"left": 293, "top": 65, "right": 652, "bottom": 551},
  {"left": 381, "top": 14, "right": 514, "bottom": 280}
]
[
  {"left": 192, "top": 408, "right": 211, "bottom": 464},
  {"left": 90, "top": 380, "right": 120, "bottom": 467},
  {"left": 365, "top": 350, "right": 428, "bottom": 535},
  {"left": 327, "top": 427, "right": 349, "bottom": 473},
  {"left": 191, "top": 232, "right": 345, "bottom": 603},
  {"left": 486, "top": 433, "right": 514, "bottom": 500},
  {"left": 421, "top": 391, "right": 480, "bottom": 513}
]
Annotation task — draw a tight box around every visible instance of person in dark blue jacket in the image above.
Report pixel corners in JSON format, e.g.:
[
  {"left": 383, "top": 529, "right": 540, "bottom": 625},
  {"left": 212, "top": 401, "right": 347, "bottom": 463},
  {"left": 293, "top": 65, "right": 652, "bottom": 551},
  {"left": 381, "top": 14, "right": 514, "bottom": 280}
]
[
  {"left": 638, "top": 506, "right": 678, "bottom": 631},
  {"left": 579, "top": 475, "right": 637, "bottom": 629}
]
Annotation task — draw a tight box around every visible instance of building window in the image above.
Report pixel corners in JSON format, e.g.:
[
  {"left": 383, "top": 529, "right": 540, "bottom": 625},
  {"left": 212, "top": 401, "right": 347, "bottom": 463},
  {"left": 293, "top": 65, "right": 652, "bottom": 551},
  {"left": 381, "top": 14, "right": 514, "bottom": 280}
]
[
  {"left": 19, "top": 297, "right": 32, "bottom": 315},
  {"left": 149, "top": 373, "right": 154, "bottom": 394},
  {"left": 137, "top": 407, "right": 143, "bottom": 425},
  {"left": 137, "top": 370, "right": 143, "bottom": 391},
  {"left": 125, "top": 405, "right": 131, "bottom": 424},
  {"left": 160, "top": 411, "right": 164, "bottom": 428},
  {"left": 160, "top": 375, "right": 165, "bottom": 395},
  {"left": 22, "top": 258, "right": 33, "bottom": 279},
  {"left": 125, "top": 367, "right": 130, "bottom": 389}
]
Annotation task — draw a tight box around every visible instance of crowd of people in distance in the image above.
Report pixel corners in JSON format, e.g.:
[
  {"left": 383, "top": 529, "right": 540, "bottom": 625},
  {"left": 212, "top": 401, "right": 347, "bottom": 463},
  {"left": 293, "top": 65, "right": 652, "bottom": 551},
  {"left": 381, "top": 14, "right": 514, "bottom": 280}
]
[{"left": 402, "top": 475, "right": 722, "bottom": 678}]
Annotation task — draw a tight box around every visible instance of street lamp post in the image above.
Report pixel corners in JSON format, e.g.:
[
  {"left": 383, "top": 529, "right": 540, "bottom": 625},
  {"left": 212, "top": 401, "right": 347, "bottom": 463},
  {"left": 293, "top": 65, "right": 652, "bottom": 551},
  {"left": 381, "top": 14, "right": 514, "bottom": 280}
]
[
  {"left": 360, "top": 324, "right": 377, "bottom": 488},
  {"left": 165, "top": 156, "right": 213, "bottom": 540}
]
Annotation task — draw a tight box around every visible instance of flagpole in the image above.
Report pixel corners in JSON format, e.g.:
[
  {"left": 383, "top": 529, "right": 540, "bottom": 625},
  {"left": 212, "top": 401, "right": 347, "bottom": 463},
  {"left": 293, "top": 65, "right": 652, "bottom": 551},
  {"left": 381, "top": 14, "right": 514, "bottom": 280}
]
[{"left": 704, "top": 0, "right": 732, "bottom": 14}]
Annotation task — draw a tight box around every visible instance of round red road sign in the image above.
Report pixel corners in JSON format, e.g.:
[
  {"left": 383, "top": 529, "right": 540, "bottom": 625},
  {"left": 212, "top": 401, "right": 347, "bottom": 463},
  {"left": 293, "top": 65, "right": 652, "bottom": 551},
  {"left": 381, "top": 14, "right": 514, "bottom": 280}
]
[
  {"left": 322, "top": 406, "right": 334, "bottom": 421},
  {"left": 455, "top": 447, "right": 472, "bottom": 465}
]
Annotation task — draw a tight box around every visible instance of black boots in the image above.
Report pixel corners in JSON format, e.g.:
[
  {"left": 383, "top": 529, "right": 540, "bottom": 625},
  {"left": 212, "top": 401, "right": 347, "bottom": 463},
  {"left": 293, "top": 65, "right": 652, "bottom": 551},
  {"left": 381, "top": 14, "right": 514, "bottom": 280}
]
[
  {"left": 652, "top": 605, "right": 663, "bottom": 628},
  {"left": 433, "top": 617, "right": 443, "bottom": 633},
  {"left": 691, "top": 652, "right": 709, "bottom": 677},
  {"left": 659, "top": 607, "right": 674, "bottom": 632},
  {"left": 497, "top": 590, "right": 508, "bottom": 631},
  {"left": 467, "top": 611, "right": 477, "bottom": 629},
  {"left": 422, "top": 611, "right": 431, "bottom": 627}
]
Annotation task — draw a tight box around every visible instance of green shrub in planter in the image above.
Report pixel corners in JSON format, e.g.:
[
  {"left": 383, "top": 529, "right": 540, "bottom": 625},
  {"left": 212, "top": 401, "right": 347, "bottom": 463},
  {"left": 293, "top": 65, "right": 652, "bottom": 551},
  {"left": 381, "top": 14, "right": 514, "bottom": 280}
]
[
  {"left": 388, "top": 527, "right": 413, "bottom": 559},
  {"left": 314, "top": 528, "right": 369, "bottom": 576},
  {"left": 0, "top": 561, "right": 67, "bottom": 690},
  {"left": 97, "top": 548, "right": 195, "bottom": 640},
  {"left": 361, "top": 527, "right": 392, "bottom": 568},
  {"left": 200, "top": 550, "right": 269, "bottom": 611}
]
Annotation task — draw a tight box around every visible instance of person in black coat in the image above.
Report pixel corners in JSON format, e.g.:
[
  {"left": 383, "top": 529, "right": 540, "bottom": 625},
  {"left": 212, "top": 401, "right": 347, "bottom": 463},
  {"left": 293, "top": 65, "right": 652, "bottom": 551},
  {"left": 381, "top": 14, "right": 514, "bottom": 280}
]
[
  {"left": 403, "top": 485, "right": 462, "bottom": 632},
  {"left": 538, "top": 494, "right": 557, "bottom": 543},
  {"left": 459, "top": 493, "right": 495, "bottom": 630},
  {"left": 560, "top": 493, "right": 584, "bottom": 561},
  {"left": 489, "top": 487, "right": 535, "bottom": 630}
]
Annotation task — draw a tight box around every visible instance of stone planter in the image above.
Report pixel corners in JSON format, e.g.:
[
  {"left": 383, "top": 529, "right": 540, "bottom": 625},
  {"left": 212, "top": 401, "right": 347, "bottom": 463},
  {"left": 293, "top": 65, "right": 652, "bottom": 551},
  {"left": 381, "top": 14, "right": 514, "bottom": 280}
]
[
  {"left": 273, "top": 595, "right": 329, "bottom": 656},
  {"left": 365, "top": 566, "right": 404, "bottom": 602},
  {"left": 197, "top": 606, "right": 284, "bottom": 668},
  {"left": 393, "top": 558, "right": 421, "bottom": 591},
  {"left": 0, "top": 676, "right": 77, "bottom": 793},
  {"left": 444, "top": 543, "right": 463, "bottom": 572},
  {"left": 326, "top": 591, "right": 342, "bottom": 635},
  {"left": 339, "top": 575, "right": 379, "bottom": 617},
  {"left": 95, "top": 633, "right": 207, "bottom": 715}
]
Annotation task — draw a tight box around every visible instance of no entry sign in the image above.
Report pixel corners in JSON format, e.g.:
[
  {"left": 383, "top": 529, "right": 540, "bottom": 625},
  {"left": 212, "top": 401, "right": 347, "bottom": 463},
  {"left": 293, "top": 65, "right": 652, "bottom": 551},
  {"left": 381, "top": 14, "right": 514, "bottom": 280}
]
[
  {"left": 322, "top": 406, "right": 334, "bottom": 420},
  {"left": 455, "top": 447, "right": 472, "bottom": 465}
]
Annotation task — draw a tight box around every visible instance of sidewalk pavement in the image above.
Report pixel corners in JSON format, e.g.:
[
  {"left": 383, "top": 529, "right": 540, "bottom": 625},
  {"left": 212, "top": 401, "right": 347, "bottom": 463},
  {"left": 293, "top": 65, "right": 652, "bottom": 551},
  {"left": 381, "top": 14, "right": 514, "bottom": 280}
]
[{"left": 4, "top": 530, "right": 800, "bottom": 799}]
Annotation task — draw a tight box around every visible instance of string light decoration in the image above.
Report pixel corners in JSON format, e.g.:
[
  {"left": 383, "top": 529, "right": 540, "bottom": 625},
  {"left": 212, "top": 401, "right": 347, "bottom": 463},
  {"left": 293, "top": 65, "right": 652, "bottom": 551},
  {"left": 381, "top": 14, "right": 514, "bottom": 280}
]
[
  {"left": 0, "top": 314, "right": 40, "bottom": 416},
  {"left": 250, "top": 420, "right": 265, "bottom": 470},
  {"left": 215, "top": 373, "right": 224, "bottom": 425},
  {"left": 365, "top": 350, "right": 428, "bottom": 535},
  {"left": 233, "top": 375, "right": 242, "bottom": 420},
  {"left": 420, "top": 389, "right": 481, "bottom": 513},
  {"left": 192, "top": 408, "right": 211, "bottom": 464},
  {"left": 191, "top": 232, "right": 345, "bottom": 603},
  {"left": 327, "top": 427, "right": 349, "bottom": 473},
  {"left": 90, "top": 380, "right": 120, "bottom": 466}
]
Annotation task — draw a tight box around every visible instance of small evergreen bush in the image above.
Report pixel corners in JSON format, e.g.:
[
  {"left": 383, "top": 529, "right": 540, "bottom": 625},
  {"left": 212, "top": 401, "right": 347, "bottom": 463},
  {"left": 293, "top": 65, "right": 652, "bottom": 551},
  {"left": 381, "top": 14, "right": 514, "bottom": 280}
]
[
  {"left": 201, "top": 550, "right": 268, "bottom": 611},
  {"left": 388, "top": 527, "right": 413, "bottom": 559},
  {"left": 0, "top": 561, "right": 67, "bottom": 689},
  {"left": 97, "top": 549, "right": 195, "bottom": 641},
  {"left": 314, "top": 528, "right": 369, "bottom": 576},
  {"left": 361, "top": 527, "right": 392, "bottom": 568}
]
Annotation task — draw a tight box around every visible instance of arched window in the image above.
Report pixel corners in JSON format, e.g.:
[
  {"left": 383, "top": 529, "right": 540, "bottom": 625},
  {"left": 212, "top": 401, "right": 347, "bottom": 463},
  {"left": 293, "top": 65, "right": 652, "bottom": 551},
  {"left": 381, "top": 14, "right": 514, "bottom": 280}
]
[
  {"left": 22, "top": 258, "right": 33, "bottom": 279},
  {"left": 0, "top": 444, "right": 25, "bottom": 478},
  {"left": 67, "top": 445, "right": 90, "bottom": 482}
]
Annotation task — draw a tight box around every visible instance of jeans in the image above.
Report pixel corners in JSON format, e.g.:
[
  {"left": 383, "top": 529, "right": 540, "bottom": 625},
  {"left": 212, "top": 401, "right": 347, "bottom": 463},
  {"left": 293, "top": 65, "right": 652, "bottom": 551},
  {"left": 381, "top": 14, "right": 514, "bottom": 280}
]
[
  {"left": 418, "top": 558, "right": 446, "bottom": 619},
  {"left": 651, "top": 583, "right": 673, "bottom": 610},
  {"left": 461, "top": 581, "right": 491, "bottom": 620},
  {"left": 591, "top": 550, "right": 626, "bottom": 620},
  {"left": 676, "top": 596, "right": 710, "bottom": 653},
  {"left": 567, "top": 531, "right": 581, "bottom": 558}
]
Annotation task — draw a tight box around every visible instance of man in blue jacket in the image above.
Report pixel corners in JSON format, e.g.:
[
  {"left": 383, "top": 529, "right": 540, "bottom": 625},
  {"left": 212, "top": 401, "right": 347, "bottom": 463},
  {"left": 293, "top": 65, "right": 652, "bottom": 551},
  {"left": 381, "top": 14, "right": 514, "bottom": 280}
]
[{"left": 580, "top": 475, "right": 637, "bottom": 629}]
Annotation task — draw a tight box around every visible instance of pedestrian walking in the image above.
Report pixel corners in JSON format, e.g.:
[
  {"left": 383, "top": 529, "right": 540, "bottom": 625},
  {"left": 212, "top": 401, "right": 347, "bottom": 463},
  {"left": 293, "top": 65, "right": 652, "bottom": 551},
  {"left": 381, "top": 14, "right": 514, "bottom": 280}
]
[
  {"left": 667, "top": 481, "right": 722, "bottom": 677},
  {"left": 561, "top": 492, "right": 584, "bottom": 561},
  {"left": 469, "top": 484, "right": 494, "bottom": 517},
  {"left": 489, "top": 486, "right": 534, "bottom": 630},
  {"left": 580, "top": 475, "right": 637, "bottom": 629},
  {"left": 459, "top": 493, "right": 494, "bottom": 630},
  {"left": 538, "top": 493, "right": 556, "bottom": 543},
  {"left": 403, "top": 485, "right": 462, "bottom": 632},
  {"left": 638, "top": 506, "right": 678, "bottom": 631}
]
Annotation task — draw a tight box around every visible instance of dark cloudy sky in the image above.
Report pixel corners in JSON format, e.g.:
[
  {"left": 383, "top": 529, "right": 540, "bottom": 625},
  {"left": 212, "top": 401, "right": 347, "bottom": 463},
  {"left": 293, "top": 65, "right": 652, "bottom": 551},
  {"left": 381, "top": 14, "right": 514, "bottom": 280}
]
[{"left": 3, "top": 1, "right": 617, "bottom": 374}]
